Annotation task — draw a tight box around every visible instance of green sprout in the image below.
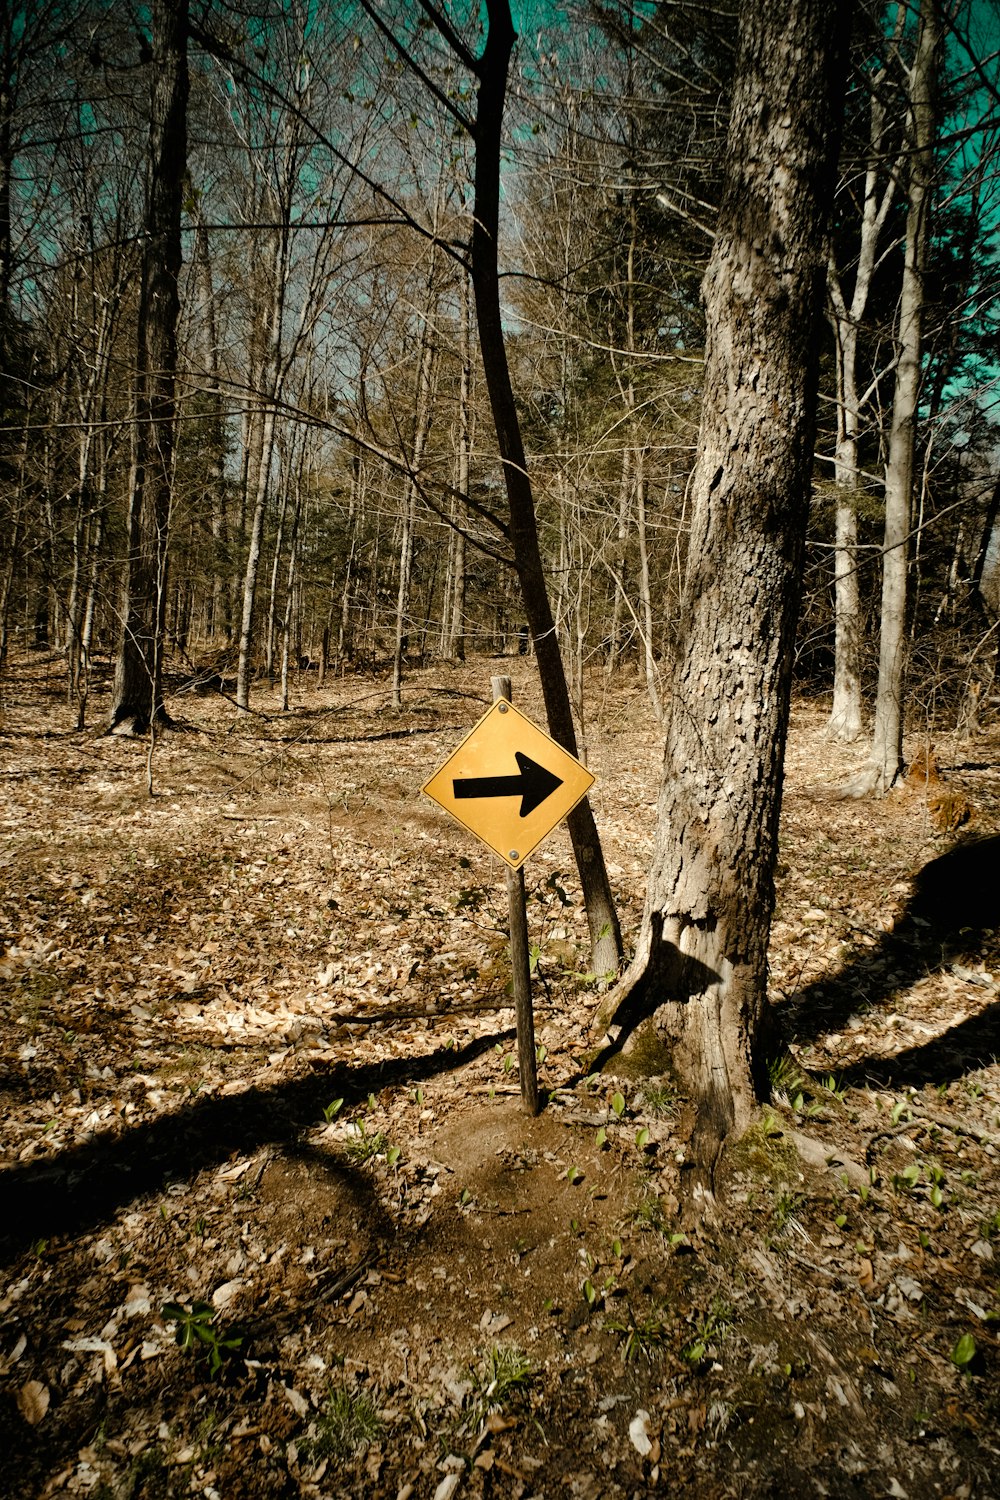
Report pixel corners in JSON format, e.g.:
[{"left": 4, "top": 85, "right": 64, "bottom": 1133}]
[{"left": 161, "top": 1301, "right": 243, "bottom": 1378}]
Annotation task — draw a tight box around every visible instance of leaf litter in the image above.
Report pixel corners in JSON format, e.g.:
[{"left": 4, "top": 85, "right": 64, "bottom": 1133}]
[{"left": 1, "top": 655, "right": 999, "bottom": 1496}]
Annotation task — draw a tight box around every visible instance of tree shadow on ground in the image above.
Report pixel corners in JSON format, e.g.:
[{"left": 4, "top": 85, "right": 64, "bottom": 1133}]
[
  {"left": 780, "top": 835, "right": 1000, "bottom": 1090},
  {"left": 231, "top": 1140, "right": 399, "bottom": 1353},
  {"left": 589, "top": 916, "right": 723, "bottom": 1075},
  {"left": 0, "top": 1030, "right": 511, "bottom": 1267}
]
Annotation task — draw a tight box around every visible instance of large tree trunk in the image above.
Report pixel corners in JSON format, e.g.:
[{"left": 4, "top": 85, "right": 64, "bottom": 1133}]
[
  {"left": 472, "top": 0, "right": 622, "bottom": 977},
  {"left": 851, "top": 0, "right": 940, "bottom": 794},
  {"left": 108, "top": 0, "right": 187, "bottom": 734},
  {"left": 596, "top": 0, "right": 851, "bottom": 1203}
]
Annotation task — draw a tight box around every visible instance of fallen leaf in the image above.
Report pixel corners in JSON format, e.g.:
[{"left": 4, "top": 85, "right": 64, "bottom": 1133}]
[
  {"left": 16, "top": 1380, "right": 49, "bottom": 1425},
  {"left": 211, "top": 1278, "right": 243, "bottom": 1308},
  {"left": 894, "top": 1276, "right": 923, "bottom": 1303},
  {"left": 629, "top": 1409, "right": 653, "bottom": 1457},
  {"left": 283, "top": 1385, "right": 309, "bottom": 1419}
]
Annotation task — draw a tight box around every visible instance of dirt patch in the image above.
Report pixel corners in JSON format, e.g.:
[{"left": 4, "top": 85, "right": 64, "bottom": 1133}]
[{"left": 1, "top": 655, "right": 1000, "bottom": 1497}]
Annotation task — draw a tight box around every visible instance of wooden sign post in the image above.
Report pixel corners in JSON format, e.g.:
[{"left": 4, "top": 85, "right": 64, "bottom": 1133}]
[
  {"left": 421, "top": 676, "right": 597, "bottom": 1116},
  {"left": 492, "top": 676, "right": 538, "bottom": 1115}
]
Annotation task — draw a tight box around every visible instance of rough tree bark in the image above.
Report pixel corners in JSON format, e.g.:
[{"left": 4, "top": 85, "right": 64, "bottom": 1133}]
[
  {"left": 596, "top": 0, "right": 851, "bottom": 1203},
  {"left": 108, "top": 0, "right": 188, "bottom": 734},
  {"left": 470, "top": 0, "right": 622, "bottom": 977}
]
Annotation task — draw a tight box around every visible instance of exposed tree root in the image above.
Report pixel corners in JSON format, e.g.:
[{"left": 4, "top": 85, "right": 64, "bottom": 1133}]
[{"left": 834, "top": 761, "right": 900, "bottom": 799}]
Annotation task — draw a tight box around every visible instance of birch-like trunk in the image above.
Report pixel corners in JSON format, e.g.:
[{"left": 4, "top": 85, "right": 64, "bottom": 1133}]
[
  {"left": 192, "top": 219, "right": 228, "bottom": 645},
  {"left": 236, "top": 222, "right": 286, "bottom": 709},
  {"left": 280, "top": 450, "right": 306, "bottom": 711},
  {"left": 826, "top": 48, "right": 900, "bottom": 743},
  {"left": 634, "top": 451, "right": 663, "bottom": 722},
  {"left": 606, "top": 180, "right": 639, "bottom": 679},
  {"left": 442, "top": 269, "right": 471, "bottom": 662},
  {"left": 265, "top": 469, "right": 290, "bottom": 684},
  {"left": 853, "top": 0, "right": 940, "bottom": 793},
  {"left": 335, "top": 451, "right": 363, "bottom": 670},
  {"left": 391, "top": 292, "right": 438, "bottom": 710}
]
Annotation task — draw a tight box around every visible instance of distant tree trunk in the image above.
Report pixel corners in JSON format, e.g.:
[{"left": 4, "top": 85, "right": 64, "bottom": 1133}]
[
  {"left": 335, "top": 449, "right": 363, "bottom": 670},
  {"left": 472, "top": 0, "right": 622, "bottom": 976},
  {"left": 0, "top": 413, "right": 30, "bottom": 672},
  {"left": 280, "top": 450, "right": 306, "bottom": 711},
  {"left": 597, "top": 0, "right": 850, "bottom": 1203},
  {"left": 265, "top": 470, "right": 290, "bottom": 684},
  {"left": 606, "top": 173, "right": 639, "bottom": 679},
  {"left": 76, "top": 487, "right": 104, "bottom": 731},
  {"left": 391, "top": 291, "right": 437, "bottom": 710},
  {"left": 850, "top": 0, "right": 940, "bottom": 794},
  {"left": 606, "top": 442, "right": 632, "bottom": 676},
  {"left": 192, "top": 218, "right": 229, "bottom": 646},
  {"left": 442, "top": 269, "right": 471, "bottom": 662},
  {"left": 235, "top": 226, "right": 285, "bottom": 710},
  {"left": 0, "top": 509, "right": 21, "bottom": 669},
  {"left": 108, "top": 0, "right": 187, "bottom": 734},
  {"left": 0, "top": 0, "right": 15, "bottom": 351},
  {"left": 825, "top": 32, "right": 900, "bottom": 743},
  {"left": 970, "top": 472, "right": 1000, "bottom": 605},
  {"left": 634, "top": 451, "right": 663, "bottom": 722}
]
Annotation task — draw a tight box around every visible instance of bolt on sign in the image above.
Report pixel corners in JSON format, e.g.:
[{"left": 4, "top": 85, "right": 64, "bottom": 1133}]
[{"left": 422, "top": 700, "right": 596, "bottom": 869}]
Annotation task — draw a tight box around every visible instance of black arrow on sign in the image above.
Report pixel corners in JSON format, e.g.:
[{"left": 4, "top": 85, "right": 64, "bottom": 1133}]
[{"left": 453, "top": 751, "right": 563, "bottom": 818}]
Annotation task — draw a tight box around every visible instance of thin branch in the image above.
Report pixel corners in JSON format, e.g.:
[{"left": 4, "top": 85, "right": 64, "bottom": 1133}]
[
  {"left": 417, "top": 0, "right": 481, "bottom": 74},
  {"left": 187, "top": 18, "right": 468, "bottom": 271},
  {"left": 358, "top": 0, "right": 475, "bottom": 134}
]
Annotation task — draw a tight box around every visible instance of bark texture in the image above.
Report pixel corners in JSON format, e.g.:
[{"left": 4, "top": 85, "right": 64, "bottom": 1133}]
[
  {"left": 108, "top": 0, "right": 187, "bottom": 733},
  {"left": 599, "top": 0, "right": 851, "bottom": 1197}
]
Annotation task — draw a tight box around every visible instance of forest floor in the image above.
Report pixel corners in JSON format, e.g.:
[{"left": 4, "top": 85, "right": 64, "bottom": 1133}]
[{"left": 2, "top": 651, "right": 1000, "bottom": 1500}]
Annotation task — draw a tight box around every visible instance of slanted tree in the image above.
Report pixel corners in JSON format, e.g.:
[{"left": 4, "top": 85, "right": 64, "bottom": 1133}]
[
  {"left": 597, "top": 0, "right": 852, "bottom": 1204},
  {"left": 370, "top": 0, "right": 625, "bottom": 975},
  {"left": 108, "top": 0, "right": 188, "bottom": 733},
  {"left": 466, "top": 0, "right": 623, "bottom": 976}
]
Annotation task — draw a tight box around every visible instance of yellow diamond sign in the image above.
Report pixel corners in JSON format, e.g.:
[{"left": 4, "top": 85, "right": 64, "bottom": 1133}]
[{"left": 422, "top": 700, "right": 596, "bottom": 869}]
